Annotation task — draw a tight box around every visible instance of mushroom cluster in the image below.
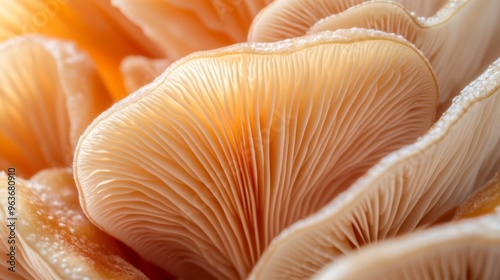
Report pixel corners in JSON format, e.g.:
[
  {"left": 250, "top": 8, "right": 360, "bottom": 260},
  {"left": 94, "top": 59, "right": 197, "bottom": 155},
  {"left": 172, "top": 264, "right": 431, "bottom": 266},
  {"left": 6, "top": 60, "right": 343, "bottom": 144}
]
[{"left": 0, "top": 0, "right": 499, "bottom": 279}]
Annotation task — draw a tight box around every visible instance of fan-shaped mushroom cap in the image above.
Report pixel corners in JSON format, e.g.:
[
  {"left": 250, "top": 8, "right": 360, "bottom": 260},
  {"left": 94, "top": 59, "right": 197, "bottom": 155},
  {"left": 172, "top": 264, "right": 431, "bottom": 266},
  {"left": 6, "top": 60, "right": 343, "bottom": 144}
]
[
  {"left": 112, "top": 0, "right": 273, "bottom": 60},
  {"left": 0, "top": 168, "right": 148, "bottom": 279},
  {"left": 248, "top": 0, "right": 447, "bottom": 42},
  {"left": 0, "top": 36, "right": 112, "bottom": 177},
  {"left": 0, "top": 0, "right": 161, "bottom": 100},
  {"left": 75, "top": 29, "right": 437, "bottom": 279},
  {"left": 453, "top": 172, "right": 500, "bottom": 220},
  {"left": 310, "top": 0, "right": 500, "bottom": 112},
  {"left": 313, "top": 212, "right": 500, "bottom": 280},
  {"left": 249, "top": 57, "right": 500, "bottom": 279}
]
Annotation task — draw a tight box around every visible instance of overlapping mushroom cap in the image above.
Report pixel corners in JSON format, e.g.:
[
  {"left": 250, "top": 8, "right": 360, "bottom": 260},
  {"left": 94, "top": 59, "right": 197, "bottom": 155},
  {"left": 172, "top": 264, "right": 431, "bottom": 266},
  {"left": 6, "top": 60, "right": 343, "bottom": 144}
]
[
  {"left": 0, "top": 0, "right": 275, "bottom": 99},
  {"left": 0, "top": 168, "right": 149, "bottom": 280},
  {"left": 313, "top": 212, "right": 500, "bottom": 280},
  {"left": 0, "top": 36, "right": 112, "bottom": 178},
  {"left": 0, "top": 0, "right": 161, "bottom": 100},
  {"left": 250, "top": 0, "right": 500, "bottom": 113},
  {"left": 74, "top": 29, "right": 438, "bottom": 279},
  {"left": 249, "top": 58, "right": 500, "bottom": 279},
  {"left": 248, "top": 0, "right": 447, "bottom": 42},
  {"left": 309, "top": 0, "right": 500, "bottom": 112},
  {"left": 0, "top": 0, "right": 499, "bottom": 279},
  {"left": 314, "top": 171, "right": 500, "bottom": 279}
]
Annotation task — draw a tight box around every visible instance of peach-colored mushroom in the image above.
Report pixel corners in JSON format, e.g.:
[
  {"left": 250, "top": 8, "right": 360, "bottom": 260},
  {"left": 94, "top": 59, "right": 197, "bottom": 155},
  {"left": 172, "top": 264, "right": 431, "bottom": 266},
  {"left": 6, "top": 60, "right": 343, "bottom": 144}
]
[
  {"left": 0, "top": 168, "right": 149, "bottom": 279},
  {"left": 249, "top": 57, "right": 500, "bottom": 279},
  {"left": 0, "top": 36, "right": 112, "bottom": 177},
  {"left": 74, "top": 29, "right": 437, "bottom": 279},
  {"left": 0, "top": 0, "right": 161, "bottom": 100},
  {"left": 248, "top": 0, "right": 447, "bottom": 42},
  {"left": 313, "top": 212, "right": 500, "bottom": 280},
  {"left": 310, "top": 0, "right": 500, "bottom": 113}
]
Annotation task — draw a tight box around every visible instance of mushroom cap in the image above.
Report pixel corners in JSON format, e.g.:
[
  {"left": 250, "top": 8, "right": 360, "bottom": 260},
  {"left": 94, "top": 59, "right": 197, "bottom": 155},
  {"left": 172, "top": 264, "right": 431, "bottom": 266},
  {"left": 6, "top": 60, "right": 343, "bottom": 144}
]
[
  {"left": 112, "top": 0, "right": 273, "bottom": 60},
  {"left": 0, "top": 0, "right": 161, "bottom": 100},
  {"left": 0, "top": 36, "right": 112, "bottom": 177},
  {"left": 74, "top": 29, "right": 438, "bottom": 279},
  {"left": 313, "top": 212, "right": 500, "bottom": 280},
  {"left": 0, "top": 168, "right": 148, "bottom": 279},
  {"left": 309, "top": 0, "right": 500, "bottom": 112},
  {"left": 248, "top": 0, "right": 447, "bottom": 42},
  {"left": 249, "top": 57, "right": 500, "bottom": 279}
]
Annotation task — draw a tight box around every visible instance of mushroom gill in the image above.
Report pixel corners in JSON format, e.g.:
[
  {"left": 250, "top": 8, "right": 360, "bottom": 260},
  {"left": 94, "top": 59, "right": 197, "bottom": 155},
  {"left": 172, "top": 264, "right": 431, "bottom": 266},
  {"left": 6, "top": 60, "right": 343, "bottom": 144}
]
[
  {"left": 248, "top": 0, "right": 447, "bottom": 42},
  {"left": 309, "top": 0, "right": 500, "bottom": 113},
  {"left": 0, "top": 36, "right": 112, "bottom": 178},
  {"left": 249, "top": 57, "right": 500, "bottom": 279},
  {"left": 0, "top": 168, "right": 149, "bottom": 279},
  {"left": 313, "top": 212, "right": 500, "bottom": 280},
  {"left": 74, "top": 29, "right": 437, "bottom": 279}
]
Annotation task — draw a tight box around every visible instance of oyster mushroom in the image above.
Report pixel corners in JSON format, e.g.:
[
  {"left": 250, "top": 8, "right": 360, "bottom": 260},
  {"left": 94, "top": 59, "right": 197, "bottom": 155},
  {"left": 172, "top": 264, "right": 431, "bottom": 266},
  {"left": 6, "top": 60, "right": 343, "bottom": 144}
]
[
  {"left": 0, "top": 36, "right": 112, "bottom": 177},
  {"left": 313, "top": 212, "right": 500, "bottom": 280},
  {"left": 249, "top": 58, "right": 500, "bottom": 279},
  {"left": 0, "top": 0, "right": 161, "bottom": 100},
  {"left": 0, "top": 168, "right": 149, "bottom": 279},
  {"left": 74, "top": 29, "right": 438, "bottom": 279},
  {"left": 309, "top": 0, "right": 500, "bottom": 112},
  {"left": 248, "top": 0, "right": 447, "bottom": 42}
]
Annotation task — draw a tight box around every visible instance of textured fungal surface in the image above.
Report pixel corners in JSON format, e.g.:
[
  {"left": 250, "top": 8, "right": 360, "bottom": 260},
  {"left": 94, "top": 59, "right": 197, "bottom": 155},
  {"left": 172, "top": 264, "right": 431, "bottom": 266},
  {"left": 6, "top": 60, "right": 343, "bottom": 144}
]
[
  {"left": 1, "top": 0, "right": 500, "bottom": 278},
  {"left": 310, "top": 0, "right": 500, "bottom": 112},
  {"left": 0, "top": 36, "right": 111, "bottom": 178},
  {"left": 313, "top": 213, "right": 500, "bottom": 280},
  {"left": 248, "top": 0, "right": 447, "bottom": 42},
  {"left": 249, "top": 58, "right": 500, "bottom": 279},
  {"left": 75, "top": 30, "right": 437, "bottom": 279},
  {"left": 0, "top": 0, "right": 161, "bottom": 99},
  {"left": 0, "top": 169, "right": 148, "bottom": 280}
]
